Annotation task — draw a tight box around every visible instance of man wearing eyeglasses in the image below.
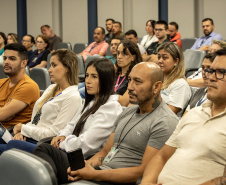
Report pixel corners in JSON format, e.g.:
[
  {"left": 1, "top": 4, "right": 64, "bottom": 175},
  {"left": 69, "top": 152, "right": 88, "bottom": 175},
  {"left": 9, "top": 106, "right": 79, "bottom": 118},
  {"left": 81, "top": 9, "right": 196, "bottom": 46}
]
[
  {"left": 140, "top": 49, "right": 226, "bottom": 185},
  {"left": 22, "top": 34, "right": 35, "bottom": 59},
  {"left": 143, "top": 20, "right": 170, "bottom": 63}
]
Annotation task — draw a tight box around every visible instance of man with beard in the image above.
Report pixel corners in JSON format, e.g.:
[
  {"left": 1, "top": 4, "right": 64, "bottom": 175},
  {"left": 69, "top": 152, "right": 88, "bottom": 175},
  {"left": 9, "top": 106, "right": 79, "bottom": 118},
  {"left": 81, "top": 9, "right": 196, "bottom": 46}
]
[
  {"left": 79, "top": 27, "right": 109, "bottom": 62},
  {"left": 191, "top": 18, "right": 223, "bottom": 51},
  {"left": 59, "top": 62, "right": 178, "bottom": 184},
  {"left": 105, "top": 18, "right": 115, "bottom": 43},
  {"left": 0, "top": 43, "right": 39, "bottom": 130}
]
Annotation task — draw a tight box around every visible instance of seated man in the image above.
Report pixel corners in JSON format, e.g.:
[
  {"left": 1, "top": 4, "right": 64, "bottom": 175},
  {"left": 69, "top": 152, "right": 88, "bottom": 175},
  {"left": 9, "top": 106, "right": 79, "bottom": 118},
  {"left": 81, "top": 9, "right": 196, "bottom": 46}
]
[
  {"left": 41, "top": 25, "right": 62, "bottom": 52},
  {"left": 79, "top": 27, "right": 109, "bottom": 62},
  {"left": 168, "top": 22, "right": 182, "bottom": 48},
  {"left": 140, "top": 49, "right": 226, "bottom": 185},
  {"left": 143, "top": 20, "right": 170, "bottom": 63},
  {"left": 105, "top": 18, "right": 115, "bottom": 42},
  {"left": 53, "top": 62, "right": 178, "bottom": 184},
  {"left": 183, "top": 53, "right": 216, "bottom": 116},
  {"left": 107, "top": 21, "right": 124, "bottom": 44},
  {"left": 105, "top": 37, "right": 122, "bottom": 64},
  {"left": 191, "top": 18, "right": 223, "bottom": 51},
  {"left": 125, "top": 29, "right": 146, "bottom": 55},
  {"left": 187, "top": 40, "right": 226, "bottom": 87},
  {"left": 0, "top": 43, "right": 40, "bottom": 130},
  {"left": 22, "top": 34, "right": 35, "bottom": 59}
]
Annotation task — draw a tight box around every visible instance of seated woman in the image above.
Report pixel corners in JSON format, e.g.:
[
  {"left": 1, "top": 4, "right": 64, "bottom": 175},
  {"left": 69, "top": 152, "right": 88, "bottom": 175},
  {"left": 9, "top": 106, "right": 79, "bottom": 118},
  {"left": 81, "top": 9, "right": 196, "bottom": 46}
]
[
  {"left": 78, "top": 39, "right": 142, "bottom": 107},
  {"left": 32, "top": 58, "right": 123, "bottom": 184},
  {"left": 115, "top": 39, "right": 142, "bottom": 106},
  {"left": 27, "top": 34, "right": 50, "bottom": 69},
  {"left": 140, "top": 20, "right": 158, "bottom": 50},
  {"left": 157, "top": 42, "right": 191, "bottom": 117},
  {"left": 7, "top": 33, "right": 19, "bottom": 44},
  {"left": 0, "top": 49, "right": 82, "bottom": 153}
]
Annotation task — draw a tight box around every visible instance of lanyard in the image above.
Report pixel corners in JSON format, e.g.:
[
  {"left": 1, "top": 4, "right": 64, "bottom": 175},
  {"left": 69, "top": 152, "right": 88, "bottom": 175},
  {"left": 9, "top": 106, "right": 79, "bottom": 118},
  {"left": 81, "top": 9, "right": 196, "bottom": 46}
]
[
  {"left": 114, "top": 75, "right": 126, "bottom": 92},
  {"left": 89, "top": 43, "right": 99, "bottom": 53},
  {"left": 197, "top": 90, "right": 207, "bottom": 106},
  {"left": 116, "top": 105, "right": 159, "bottom": 149},
  {"left": 32, "top": 92, "right": 62, "bottom": 125},
  {"left": 144, "top": 35, "right": 154, "bottom": 46}
]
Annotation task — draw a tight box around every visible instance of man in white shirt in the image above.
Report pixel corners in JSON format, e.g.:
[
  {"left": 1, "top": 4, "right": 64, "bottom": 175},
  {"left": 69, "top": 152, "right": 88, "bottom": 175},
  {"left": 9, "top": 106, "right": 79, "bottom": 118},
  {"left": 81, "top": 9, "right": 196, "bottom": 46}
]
[{"left": 140, "top": 49, "right": 226, "bottom": 185}]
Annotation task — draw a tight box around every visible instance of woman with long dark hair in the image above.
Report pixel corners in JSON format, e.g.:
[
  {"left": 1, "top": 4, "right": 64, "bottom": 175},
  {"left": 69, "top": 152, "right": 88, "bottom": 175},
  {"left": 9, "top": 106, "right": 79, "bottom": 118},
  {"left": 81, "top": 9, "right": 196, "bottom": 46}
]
[
  {"left": 32, "top": 58, "right": 122, "bottom": 184},
  {"left": 115, "top": 39, "right": 142, "bottom": 106}
]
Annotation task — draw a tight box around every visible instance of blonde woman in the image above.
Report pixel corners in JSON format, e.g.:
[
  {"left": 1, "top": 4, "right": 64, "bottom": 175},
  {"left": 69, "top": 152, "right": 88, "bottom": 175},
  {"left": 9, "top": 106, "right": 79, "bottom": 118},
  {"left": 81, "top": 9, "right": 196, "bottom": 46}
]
[
  {"left": 0, "top": 49, "right": 82, "bottom": 153},
  {"left": 157, "top": 42, "right": 191, "bottom": 117},
  {"left": 7, "top": 33, "right": 19, "bottom": 44}
]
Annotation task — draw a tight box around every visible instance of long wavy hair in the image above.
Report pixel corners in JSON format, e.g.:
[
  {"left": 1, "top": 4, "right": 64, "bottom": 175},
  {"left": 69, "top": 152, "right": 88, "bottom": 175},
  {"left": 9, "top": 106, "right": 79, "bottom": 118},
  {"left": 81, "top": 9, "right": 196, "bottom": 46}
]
[
  {"left": 116, "top": 39, "right": 142, "bottom": 77},
  {"left": 157, "top": 42, "right": 185, "bottom": 89},
  {"left": 37, "top": 49, "right": 79, "bottom": 112},
  {"left": 73, "top": 58, "right": 115, "bottom": 136}
]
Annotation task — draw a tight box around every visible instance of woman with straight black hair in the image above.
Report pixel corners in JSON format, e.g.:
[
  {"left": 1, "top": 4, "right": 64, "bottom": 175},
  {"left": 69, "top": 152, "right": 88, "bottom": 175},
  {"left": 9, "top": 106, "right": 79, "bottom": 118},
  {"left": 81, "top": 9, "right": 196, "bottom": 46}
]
[{"left": 32, "top": 58, "right": 123, "bottom": 184}]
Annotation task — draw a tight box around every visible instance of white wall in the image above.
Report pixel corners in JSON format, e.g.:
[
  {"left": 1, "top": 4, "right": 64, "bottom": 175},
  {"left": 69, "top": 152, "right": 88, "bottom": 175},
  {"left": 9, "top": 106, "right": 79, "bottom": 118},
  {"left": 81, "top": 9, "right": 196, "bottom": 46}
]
[
  {"left": 62, "top": 0, "right": 88, "bottom": 46},
  {"left": 0, "top": 0, "right": 17, "bottom": 35},
  {"left": 1, "top": 0, "right": 226, "bottom": 47}
]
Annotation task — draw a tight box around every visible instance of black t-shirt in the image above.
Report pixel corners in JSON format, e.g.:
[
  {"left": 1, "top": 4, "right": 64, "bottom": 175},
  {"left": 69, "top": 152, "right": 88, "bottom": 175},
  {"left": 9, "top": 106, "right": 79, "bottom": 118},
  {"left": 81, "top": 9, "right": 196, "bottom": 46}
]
[{"left": 115, "top": 75, "right": 129, "bottom": 95}]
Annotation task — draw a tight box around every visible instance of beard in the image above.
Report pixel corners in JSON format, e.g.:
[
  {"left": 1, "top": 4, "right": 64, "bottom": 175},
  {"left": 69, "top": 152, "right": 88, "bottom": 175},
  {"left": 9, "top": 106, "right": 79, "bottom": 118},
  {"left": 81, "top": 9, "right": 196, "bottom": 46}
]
[
  {"left": 129, "top": 85, "right": 154, "bottom": 105},
  {"left": 4, "top": 64, "right": 21, "bottom": 77}
]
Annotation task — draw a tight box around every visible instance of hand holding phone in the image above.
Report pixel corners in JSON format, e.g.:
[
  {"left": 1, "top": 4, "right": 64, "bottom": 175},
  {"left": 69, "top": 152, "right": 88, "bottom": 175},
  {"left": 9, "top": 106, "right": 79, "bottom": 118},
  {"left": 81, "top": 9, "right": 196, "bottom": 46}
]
[{"left": 67, "top": 148, "right": 85, "bottom": 171}]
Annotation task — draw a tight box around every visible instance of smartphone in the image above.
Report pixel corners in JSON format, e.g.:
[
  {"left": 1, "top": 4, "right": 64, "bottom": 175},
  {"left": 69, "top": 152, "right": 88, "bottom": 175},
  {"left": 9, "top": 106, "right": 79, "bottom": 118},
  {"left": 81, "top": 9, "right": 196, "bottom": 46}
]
[{"left": 67, "top": 148, "right": 85, "bottom": 171}]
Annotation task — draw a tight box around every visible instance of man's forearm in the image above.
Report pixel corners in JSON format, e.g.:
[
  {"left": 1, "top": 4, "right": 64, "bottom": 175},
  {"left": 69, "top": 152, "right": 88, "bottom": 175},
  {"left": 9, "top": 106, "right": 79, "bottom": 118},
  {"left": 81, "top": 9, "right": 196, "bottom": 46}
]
[
  {"left": 200, "top": 177, "right": 226, "bottom": 185},
  {"left": 92, "top": 166, "right": 144, "bottom": 183},
  {"left": 187, "top": 78, "right": 205, "bottom": 87}
]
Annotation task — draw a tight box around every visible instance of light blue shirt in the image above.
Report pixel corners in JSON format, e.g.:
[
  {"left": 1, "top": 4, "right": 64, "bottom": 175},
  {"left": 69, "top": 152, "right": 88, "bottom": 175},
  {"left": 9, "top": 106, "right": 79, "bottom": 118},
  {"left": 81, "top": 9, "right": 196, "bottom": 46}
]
[{"left": 191, "top": 31, "right": 223, "bottom": 50}]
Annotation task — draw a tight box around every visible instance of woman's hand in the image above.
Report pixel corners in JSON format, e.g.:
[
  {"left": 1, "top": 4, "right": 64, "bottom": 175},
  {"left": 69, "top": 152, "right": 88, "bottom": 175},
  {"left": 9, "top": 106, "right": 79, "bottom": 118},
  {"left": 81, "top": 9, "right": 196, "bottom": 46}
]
[
  {"left": 13, "top": 123, "right": 23, "bottom": 135},
  {"left": 51, "top": 136, "right": 66, "bottom": 149},
  {"left": 13, "top": 133, "right": 26, "bottom": 141}
]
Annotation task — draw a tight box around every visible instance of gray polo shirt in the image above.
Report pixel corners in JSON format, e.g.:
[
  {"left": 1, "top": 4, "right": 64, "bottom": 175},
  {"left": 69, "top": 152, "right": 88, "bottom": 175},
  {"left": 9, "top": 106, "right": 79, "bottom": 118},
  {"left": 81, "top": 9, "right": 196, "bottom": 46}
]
[{"left": 101, "top": 100, "right": 178, "bottom": 169}]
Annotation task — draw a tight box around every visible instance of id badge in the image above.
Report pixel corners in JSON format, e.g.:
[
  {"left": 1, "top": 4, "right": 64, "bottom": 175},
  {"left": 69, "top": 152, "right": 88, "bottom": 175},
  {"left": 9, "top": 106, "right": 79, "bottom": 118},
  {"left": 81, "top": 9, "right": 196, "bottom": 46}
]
[{"left": 104, "top": 147, "right": 118, "bottom": 163}]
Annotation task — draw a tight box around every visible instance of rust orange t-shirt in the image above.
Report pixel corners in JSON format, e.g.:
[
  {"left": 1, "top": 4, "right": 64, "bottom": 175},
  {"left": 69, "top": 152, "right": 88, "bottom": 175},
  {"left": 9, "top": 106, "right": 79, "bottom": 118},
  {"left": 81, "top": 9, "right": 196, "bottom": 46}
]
[{"left": 0, "top": 74, "right": 40, "bottom": 128}]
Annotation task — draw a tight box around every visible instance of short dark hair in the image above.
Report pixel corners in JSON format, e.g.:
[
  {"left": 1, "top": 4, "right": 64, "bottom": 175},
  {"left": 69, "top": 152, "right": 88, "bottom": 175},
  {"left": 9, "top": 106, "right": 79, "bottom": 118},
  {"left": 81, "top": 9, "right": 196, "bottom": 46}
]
[
  {"left": 202, "top": 18, "right": 214, "bottom": 25},
  {"left": 155, "top": 20, "right": 168, "bottom": 30},
  {"left": 0, "top": 32, "right": 7, "bottom": 45},
  {"left": 40, "top": 25, "right": 51, "bottom": 29},
  {"left": 4, "top": 43, "right": 28, "bottom": 60},
  {"left": 113, "top": 21, "right": 122, "bottom": 28},
  {"left": 106, "top": 18, "right": 115, "bottom": 23},
  {"left": 204, "top": 52, "right": 216, "bottom": 63},
  {"left": 125, "top": 29, "right": 138, "bottom": 37},
  {"left": 215, "top": 49, "right": 226, "bottom": 56},
  {"left": 24, "top": 34, "right": 35, "bottom": 44},
  {"left": 169, "top": 22, "right": 179, "bottom": 30},
  {"left": 95, "top": 26, "right": 105, "bottom": 34}
]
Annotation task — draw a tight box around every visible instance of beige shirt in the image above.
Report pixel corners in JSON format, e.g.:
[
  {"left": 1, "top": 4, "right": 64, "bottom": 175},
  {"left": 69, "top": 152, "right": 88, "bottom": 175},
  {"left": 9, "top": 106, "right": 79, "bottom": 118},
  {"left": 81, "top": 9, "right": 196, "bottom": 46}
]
[{"left": 158, "top": 100, "right": 226, "bottom": 185}]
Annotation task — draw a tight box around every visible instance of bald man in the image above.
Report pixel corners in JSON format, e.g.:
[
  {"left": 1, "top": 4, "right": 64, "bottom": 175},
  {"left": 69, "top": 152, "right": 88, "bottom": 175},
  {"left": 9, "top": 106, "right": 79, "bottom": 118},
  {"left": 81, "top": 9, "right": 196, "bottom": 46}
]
[{"left": 62, "top": 62, "right": 179, "bottom": 184}]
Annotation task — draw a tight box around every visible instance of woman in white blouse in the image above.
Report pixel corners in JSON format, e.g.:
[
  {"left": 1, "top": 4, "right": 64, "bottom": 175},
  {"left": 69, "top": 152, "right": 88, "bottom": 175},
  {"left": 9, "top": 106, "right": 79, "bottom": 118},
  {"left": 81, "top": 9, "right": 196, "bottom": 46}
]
[
  {"left": 157, "top": 42, "right": 191, "bottom": 117},
  {"left": 140, "top": 20, "right": 158, "bottom": 50},
  {"left": 0, "top": 49, "right": 82, "bottom": 153},
  {"left": 31, "top": 58, "right": 123, "bottom": 184}
]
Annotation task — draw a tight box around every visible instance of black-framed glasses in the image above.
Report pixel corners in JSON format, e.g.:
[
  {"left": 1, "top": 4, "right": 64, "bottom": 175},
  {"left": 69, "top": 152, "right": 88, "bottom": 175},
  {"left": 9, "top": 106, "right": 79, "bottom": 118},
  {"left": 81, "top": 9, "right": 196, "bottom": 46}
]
[
  {"left": 204, "top": 68, "right": 226, "bottom": 80},
  {"left": 154, "top": 28, "right": 165, "bottom": 32}
]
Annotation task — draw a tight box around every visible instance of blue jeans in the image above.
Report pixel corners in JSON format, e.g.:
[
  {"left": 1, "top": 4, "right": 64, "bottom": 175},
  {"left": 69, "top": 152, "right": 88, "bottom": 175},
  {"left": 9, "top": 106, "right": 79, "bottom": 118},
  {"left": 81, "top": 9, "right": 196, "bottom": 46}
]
[
  {"left": 78, "top": 82, "right": 85, "bottom": 99},
  {"left": 0, "top": 139, "right": 37, "bottom": 155}
]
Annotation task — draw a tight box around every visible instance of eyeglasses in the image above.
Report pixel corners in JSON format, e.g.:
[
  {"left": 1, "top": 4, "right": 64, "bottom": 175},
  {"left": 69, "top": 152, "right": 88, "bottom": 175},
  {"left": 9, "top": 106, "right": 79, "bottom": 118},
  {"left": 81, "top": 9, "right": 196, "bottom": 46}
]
[
  {"left": 22, "top": 40, "right": 31, "bottom": 43},
  {"left": 204, "top": 68, "right": 226, "bottom": 80},
  {"left": 154, "top": 28, "right": 165, "bottom": 32},
  {"left": 36, "top": 41, "right": 44, "bottom": 44}
]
